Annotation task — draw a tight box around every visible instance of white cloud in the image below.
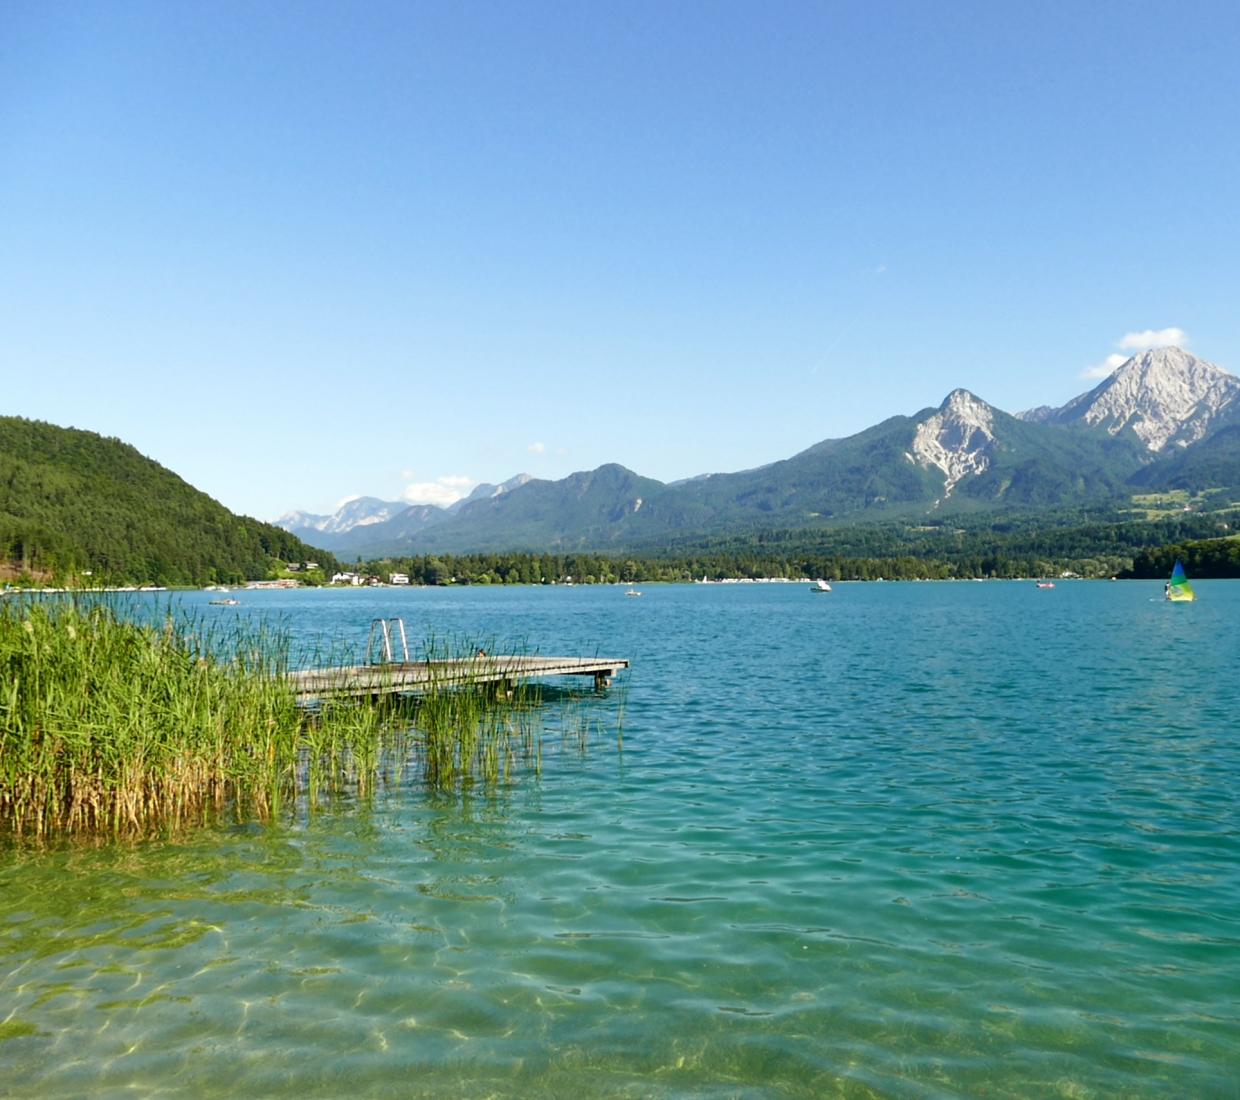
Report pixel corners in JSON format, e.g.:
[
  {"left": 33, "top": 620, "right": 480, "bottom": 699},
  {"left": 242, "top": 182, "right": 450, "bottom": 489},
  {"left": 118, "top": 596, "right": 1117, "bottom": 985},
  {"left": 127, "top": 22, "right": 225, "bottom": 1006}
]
[
  {"left": 1118, "top": 327, "right": 1188, "bottom": 351},
  {"left": 1081, "top": 353, "right": 1128, "bottom": 379},
  {"left": 335, "top": 494, "right": 361, "bottom": 508},
  {"left": 401, "top": 476, "right": 474, "bottom": 507},
  {"left": 527, "top": 442, "right": 546, "bottom": 453}
]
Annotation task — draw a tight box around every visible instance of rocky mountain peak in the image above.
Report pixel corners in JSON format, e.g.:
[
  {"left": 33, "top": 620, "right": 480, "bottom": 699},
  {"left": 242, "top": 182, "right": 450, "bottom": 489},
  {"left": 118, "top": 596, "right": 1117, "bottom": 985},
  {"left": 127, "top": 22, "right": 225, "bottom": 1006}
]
[
  {"left": 276, "top": 496, "right": 409, "bottom": 536},
  {"left": 1017, "top": 347, "right": 1240, "bottom": 451},
  {"left": 448, "top": 473, "right": 534, "bottom": 513},
  {"left": 907, "top": 389, "right": 995, "bottom": 494}
]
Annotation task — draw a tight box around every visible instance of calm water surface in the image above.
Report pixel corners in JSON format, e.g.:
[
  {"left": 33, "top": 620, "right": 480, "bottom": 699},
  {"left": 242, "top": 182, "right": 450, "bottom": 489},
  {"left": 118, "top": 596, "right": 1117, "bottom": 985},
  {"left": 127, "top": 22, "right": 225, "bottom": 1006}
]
[{"left": 2, "top": 581, "right": 1238, "bottom": 1098}]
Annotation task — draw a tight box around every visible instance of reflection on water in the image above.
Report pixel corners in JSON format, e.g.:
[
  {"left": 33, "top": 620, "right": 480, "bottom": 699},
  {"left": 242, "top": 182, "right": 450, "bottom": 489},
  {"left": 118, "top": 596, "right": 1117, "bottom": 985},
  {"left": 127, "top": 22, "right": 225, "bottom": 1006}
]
[{"left": 3, "top": 581, "right": 1239, "bottom": 1098}]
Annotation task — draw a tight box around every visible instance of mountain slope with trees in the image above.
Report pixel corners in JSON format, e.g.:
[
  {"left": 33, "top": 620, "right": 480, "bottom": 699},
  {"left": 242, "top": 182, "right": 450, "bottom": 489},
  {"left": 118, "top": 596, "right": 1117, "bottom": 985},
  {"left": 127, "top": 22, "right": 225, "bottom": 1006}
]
[{"left": 0, "top": 417, "right": 334, "bottom": 585}]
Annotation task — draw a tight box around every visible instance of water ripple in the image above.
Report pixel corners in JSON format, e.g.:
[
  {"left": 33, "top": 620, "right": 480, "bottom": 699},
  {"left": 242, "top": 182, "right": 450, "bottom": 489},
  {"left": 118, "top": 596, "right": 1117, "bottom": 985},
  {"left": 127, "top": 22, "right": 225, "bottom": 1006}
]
[{"left": 2, "top": 580, "right": 1239, "bottom": 1097}]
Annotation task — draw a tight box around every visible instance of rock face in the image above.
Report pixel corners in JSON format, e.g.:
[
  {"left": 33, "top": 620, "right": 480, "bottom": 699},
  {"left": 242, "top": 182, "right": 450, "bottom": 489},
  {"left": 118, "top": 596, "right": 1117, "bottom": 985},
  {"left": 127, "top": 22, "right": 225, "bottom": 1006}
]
[
  {"left": 447, "top": 473, "right": 533, "bottom": 513},
  {"left": 1016, "top": 347, "right": 1240, "bottom": 451},
  {"left": 276, "top": 496, "right": 409, "bottom": 538},
  {"left": 908, "top": 389, "right": 996, "bottom": 493}
]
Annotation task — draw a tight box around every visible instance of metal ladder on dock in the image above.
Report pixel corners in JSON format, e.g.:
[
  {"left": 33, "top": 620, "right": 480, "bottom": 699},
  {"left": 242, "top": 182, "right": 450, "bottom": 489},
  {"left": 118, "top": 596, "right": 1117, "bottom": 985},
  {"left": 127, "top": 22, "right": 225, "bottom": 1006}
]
[{"left": 366, "top": 618, "right": 409, "bottom": 664}]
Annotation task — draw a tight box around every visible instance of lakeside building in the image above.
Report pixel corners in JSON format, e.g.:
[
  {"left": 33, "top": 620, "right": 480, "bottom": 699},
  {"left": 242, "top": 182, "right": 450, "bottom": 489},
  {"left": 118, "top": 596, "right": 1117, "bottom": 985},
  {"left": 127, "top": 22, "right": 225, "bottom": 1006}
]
[
  {"left": 331, "top": 572, "right": 363, "bottom": 586},
  {"left": 390, "top": 573, "right": 410, "bottom": 585},
  {"left": 245, "top": 579, "right": 301, "bottom": 589}
]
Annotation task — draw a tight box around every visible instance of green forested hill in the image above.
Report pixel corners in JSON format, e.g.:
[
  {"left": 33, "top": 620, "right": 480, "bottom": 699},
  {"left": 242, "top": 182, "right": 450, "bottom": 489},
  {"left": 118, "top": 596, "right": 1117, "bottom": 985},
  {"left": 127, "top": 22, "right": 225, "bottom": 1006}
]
[{"left": 0, "top": 417, "right": 333, "bottom": 585}]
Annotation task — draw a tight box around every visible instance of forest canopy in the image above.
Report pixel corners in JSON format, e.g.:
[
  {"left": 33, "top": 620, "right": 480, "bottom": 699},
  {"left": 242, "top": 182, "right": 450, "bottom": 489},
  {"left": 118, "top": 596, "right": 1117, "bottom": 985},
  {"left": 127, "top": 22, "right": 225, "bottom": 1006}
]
[{"left": 0, "top": 417, "right": 335, "bottom": 586}]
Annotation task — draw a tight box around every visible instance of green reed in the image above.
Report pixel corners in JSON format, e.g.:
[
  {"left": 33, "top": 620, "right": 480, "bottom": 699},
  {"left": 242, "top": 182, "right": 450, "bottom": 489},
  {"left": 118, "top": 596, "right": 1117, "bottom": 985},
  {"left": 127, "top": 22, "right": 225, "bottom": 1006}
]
[
  {"left": 0, "top": 600, "right": 617, "bottom": 841},
  {"left": 0, "top": 596, "right": 307, "bottom": 839}
]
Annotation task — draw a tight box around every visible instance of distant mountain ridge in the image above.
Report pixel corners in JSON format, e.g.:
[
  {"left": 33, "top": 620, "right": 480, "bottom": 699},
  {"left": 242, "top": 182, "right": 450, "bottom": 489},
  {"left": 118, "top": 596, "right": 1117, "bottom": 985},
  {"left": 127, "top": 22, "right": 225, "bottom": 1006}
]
[
  {"left": 277, "top": 496, "right": 411, "bottom": 540},
  {"left": 276, "top": 347, "right": 1240, "bottom": 556},
  {"left": 280, "top": 474, "right": 535, "bottom": 552}
]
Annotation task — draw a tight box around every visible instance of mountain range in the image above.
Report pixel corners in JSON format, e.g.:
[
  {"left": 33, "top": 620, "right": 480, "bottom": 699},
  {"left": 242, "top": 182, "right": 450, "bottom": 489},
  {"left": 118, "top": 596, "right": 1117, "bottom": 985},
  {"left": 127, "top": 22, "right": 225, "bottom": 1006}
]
[
  {"left": 278, "top": 348, "right": 1240, "bottom": 558},
  {"left": 277, "top": 475, "right": 534, "bottom": 553}
]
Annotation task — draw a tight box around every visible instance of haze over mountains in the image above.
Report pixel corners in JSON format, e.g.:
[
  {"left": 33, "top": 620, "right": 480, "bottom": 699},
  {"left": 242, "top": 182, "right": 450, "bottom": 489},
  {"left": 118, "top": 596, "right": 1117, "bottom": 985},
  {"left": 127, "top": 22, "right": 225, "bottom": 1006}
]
[
  {"left": 278, "top": 348, "right": 1240, "bottom": 558},
  {"left": 277, "top": 475, "right": 533, "bottom": 553}
]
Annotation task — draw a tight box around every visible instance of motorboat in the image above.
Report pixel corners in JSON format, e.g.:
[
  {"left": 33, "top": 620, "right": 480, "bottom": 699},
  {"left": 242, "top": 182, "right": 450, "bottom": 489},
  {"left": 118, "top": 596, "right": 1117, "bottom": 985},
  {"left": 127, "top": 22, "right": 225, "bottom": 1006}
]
[{"left": 810, "top": 580, "right": 832, "bottom": 593}]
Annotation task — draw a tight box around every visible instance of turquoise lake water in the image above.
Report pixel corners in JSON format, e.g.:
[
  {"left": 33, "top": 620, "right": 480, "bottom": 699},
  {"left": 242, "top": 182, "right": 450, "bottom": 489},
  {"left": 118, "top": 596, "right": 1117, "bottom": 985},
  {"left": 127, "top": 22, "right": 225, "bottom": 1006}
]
[{"left": 2, "top": 580, "right": 1238, "bottom": 1098}]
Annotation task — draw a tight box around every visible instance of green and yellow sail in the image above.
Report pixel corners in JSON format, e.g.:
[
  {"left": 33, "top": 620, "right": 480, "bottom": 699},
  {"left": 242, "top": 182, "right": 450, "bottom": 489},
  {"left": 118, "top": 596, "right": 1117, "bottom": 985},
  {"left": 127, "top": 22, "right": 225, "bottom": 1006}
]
[{"left": 1166, "top": 559, "right": 1195, "bottom": 602}]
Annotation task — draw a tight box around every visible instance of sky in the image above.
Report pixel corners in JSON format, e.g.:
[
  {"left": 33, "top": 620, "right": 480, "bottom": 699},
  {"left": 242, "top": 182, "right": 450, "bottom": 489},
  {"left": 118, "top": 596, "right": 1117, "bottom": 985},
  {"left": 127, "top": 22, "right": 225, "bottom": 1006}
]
[{"left": 2, "top": 1, "right": 1238, "bottom": 519}]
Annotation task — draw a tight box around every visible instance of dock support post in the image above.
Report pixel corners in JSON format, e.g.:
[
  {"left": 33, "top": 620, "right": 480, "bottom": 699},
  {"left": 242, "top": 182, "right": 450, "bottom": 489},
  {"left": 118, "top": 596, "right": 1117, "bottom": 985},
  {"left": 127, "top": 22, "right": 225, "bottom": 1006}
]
[{"left": 594, "top": 671, "right": 611, "bottom": 691}]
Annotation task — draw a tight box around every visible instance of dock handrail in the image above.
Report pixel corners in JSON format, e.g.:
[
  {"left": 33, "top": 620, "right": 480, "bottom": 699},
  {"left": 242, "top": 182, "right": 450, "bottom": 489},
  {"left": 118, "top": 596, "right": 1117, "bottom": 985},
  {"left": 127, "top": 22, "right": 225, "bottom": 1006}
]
[{"left": 366, "top": 618, "right": 409, "bottom": 664}]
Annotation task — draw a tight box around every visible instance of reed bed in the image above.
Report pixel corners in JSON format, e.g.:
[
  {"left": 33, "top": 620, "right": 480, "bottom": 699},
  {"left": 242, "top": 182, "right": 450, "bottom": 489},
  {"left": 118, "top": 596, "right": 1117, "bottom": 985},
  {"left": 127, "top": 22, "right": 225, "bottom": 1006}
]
[{"left": 0, "top": 598, "right": 616, "bottom": 842}]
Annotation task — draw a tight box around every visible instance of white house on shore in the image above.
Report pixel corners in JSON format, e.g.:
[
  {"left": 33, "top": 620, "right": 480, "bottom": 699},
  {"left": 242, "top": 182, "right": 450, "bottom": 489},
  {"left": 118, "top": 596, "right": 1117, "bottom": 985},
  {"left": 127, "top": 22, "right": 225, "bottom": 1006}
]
[{"left": 331, "top": 572, "right": 363, "bottom": 586}]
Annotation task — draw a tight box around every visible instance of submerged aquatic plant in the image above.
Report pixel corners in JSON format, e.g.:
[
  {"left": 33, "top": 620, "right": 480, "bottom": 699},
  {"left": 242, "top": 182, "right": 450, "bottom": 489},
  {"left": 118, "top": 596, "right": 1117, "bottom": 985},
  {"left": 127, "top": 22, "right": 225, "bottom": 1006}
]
[{"left": 0, "top": 598, "right": 621, "bottom": 841}]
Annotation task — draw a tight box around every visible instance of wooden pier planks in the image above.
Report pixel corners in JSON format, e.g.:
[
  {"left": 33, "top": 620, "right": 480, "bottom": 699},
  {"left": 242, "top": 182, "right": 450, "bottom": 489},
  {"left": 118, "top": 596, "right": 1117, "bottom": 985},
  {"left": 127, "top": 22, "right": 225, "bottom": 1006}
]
[{"left": 289, "top": 655, "right": 629, "bottom": 701}]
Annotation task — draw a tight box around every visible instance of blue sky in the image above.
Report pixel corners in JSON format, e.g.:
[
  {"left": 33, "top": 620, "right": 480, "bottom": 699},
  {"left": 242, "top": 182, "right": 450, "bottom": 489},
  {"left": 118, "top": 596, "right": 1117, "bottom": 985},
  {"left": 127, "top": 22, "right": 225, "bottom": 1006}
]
[{"left": 2, "top": 1, "right": 1237, "bottom": 519}]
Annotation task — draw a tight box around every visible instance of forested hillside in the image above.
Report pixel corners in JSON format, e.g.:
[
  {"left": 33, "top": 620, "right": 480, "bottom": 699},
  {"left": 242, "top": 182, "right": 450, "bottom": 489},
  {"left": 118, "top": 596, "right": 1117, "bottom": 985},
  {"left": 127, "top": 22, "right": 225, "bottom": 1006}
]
[{"left": 0, "top": 417, "right": 334, "bottom": 585}]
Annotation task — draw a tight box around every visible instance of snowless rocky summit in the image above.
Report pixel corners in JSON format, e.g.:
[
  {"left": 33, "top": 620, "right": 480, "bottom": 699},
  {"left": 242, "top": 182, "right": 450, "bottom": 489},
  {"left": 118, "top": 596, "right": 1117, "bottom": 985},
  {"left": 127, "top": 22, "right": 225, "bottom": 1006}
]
[
  {"left": 277, "top": 496, "right": 409, "bottom": 536},
  {"left": 908, "top": 388, "right": 995, "bottom": 493},
  {"left": 1016, "top": 347, "right": 1240, "bottom": 451}
]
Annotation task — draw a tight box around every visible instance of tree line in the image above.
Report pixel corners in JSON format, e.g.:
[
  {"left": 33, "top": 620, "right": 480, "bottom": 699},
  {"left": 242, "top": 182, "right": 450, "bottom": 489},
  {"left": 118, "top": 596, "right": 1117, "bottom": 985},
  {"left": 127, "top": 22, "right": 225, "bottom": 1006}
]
[
  {"left": 356, "top": 513, "right": 1239, "bottom": 585},
  {"left": 1123, "top": 537, "right": 1240, "bottom": 579}
]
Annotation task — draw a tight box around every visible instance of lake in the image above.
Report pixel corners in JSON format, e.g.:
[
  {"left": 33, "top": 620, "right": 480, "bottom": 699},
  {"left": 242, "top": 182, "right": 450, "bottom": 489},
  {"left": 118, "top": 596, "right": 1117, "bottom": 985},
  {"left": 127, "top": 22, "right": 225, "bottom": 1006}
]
[{"left": 2, "top": 580, "right": 1238, "bottom": 1098}]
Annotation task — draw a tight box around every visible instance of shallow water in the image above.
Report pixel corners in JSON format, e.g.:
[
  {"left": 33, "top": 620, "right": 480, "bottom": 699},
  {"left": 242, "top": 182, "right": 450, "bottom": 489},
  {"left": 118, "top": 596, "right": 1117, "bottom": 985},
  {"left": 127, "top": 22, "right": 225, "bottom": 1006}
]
[{"left": 3, "top": 581, "right": 1238, "bottom": 1098}]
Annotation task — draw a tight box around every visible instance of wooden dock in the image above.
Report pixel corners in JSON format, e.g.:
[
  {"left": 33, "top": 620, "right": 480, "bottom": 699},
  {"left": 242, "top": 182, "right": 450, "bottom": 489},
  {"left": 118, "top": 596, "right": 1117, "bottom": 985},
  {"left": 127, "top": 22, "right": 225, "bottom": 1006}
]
[{"left": 288, "top": 655, "right": 629, "bottom": 702}]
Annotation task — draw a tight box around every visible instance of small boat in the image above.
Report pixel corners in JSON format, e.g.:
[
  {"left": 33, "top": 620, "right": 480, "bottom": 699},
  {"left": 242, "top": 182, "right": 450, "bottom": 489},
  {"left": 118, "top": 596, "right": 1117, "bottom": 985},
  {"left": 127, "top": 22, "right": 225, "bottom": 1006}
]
[
  {"left": 809, "top": 579, "right": 832, "bottom": 593},
  {"left": 1165, "top": 559, "right": 1195, "bottom": 602},
  {"left": 209, "top": 598, "right": 241, "bottom": 606},
  {"left": 1036, "top": 581, "right": 1055, "bottom": 588},
  {"left": 624, "top": 588, "right": 642, "bottom": 597}
]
